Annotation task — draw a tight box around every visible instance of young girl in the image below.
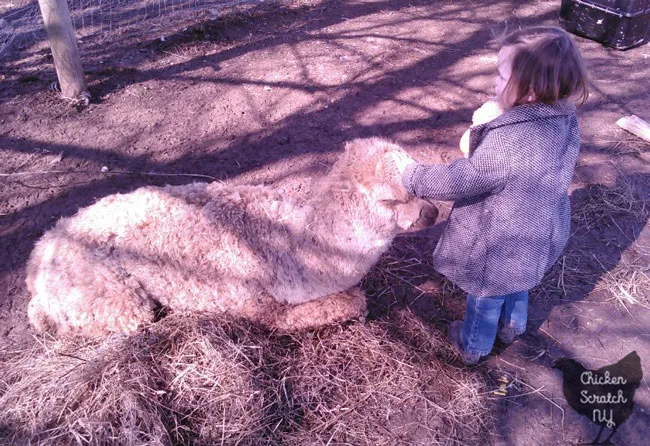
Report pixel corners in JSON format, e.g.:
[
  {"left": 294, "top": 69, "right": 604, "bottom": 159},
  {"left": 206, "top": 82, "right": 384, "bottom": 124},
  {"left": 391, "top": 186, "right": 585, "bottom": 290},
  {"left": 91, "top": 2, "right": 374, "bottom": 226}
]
[{"left": 394, "top": 26, "right": 589, "bottom": 365}]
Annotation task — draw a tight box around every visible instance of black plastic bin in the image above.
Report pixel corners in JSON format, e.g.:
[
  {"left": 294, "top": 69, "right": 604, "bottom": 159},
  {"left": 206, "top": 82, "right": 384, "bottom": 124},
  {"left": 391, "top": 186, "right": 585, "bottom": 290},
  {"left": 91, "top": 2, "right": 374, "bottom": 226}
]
[{"left": 559, "top": 0, "right": 650, "bottom": 49}]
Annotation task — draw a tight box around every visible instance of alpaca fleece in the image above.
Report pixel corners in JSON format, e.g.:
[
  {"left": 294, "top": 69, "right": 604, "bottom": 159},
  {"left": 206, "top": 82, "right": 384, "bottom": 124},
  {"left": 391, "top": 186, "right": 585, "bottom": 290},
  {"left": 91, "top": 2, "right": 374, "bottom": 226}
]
[{"left": 27, "top": 138, "right": 437, "bottom": 337}]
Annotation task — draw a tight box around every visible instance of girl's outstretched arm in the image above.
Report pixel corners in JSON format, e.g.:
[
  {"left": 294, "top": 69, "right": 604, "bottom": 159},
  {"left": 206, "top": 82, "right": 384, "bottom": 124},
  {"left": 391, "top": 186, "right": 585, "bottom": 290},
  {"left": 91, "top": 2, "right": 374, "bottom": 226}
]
[{"left": 401, "top": 132, "right": 510, "bottom": 201}]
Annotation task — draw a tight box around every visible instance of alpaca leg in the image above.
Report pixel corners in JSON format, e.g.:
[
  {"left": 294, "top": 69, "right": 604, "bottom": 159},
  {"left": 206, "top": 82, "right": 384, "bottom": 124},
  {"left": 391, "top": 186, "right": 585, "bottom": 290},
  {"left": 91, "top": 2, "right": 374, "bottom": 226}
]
[
  {"left": 272, "top": 287, "right": 367, "bottom": 331},
  {"left": 27, "top": 240, "right": 158, "bottom": 338},
  {"left": 28, "top": 269, "right": 158, "bottom": 338}
]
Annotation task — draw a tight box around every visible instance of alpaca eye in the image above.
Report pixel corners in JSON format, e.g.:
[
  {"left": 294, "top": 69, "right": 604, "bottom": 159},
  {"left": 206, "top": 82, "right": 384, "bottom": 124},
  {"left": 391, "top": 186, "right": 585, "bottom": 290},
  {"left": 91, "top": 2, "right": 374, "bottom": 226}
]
[{"left": 380, "top": 199, "right": 401, "bottom": 206}]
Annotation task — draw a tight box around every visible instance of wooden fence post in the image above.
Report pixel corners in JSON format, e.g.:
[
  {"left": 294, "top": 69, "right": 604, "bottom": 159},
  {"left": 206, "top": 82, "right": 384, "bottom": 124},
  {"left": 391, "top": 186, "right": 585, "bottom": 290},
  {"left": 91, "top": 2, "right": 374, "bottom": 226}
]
[{"left": 37, "top": 0, "right": 88, "bottom": 99}]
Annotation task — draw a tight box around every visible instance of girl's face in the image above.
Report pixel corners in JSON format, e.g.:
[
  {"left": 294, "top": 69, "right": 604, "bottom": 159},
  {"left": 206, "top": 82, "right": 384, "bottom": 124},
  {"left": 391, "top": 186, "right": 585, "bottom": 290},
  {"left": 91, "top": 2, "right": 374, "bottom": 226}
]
[{"left": 495, "top": 45, "right": 517, "bottom": 109}]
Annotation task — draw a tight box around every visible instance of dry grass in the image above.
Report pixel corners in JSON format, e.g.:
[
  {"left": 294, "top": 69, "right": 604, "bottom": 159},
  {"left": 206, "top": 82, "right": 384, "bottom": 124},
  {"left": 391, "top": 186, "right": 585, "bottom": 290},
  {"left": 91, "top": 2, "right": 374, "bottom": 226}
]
[
  {"left": 571, "top": 178, "right": 647, "bottom": 231},
  {"left": 0, "top": 316, "right": 268, "bottom": 445},
  {"left": 538, "top": 174, "right": 649, "bottom": 306},
  {"left": 0, "top": 311, "right": 491, "bottom": 446},
  {"left": 361, "top": 230, "right": 465, "bottom": 317},
  {"left": 594, "top": 255, "right": 650, "bottom": 308},
  {"left": 281, "top": 311, "right": 489, "bottom": 445},
  {"left": 595, "top": 136, "right": 650, "bottom": 158}
]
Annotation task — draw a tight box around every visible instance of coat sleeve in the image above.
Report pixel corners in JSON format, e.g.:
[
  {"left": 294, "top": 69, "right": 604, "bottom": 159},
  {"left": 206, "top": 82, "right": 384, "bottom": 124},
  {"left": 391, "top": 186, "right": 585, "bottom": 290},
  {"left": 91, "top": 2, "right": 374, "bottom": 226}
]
[{"left": 402, "top": 131, "right": 511, "bottom": 201}]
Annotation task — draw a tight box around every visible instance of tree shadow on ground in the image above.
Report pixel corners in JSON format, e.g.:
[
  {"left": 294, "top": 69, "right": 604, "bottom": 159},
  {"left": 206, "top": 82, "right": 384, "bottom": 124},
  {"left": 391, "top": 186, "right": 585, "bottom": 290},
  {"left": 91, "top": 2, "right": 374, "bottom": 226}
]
[
  {"left": 1, "top": 2, "right": 649, "bottom": 442},
  {"left": 0, "top": 0, "right": 502, "bottom": 102},
  {"left": 524, "top": 170, "right": 648, "bottom": 354},
  {"left": 2, "top": 0, "right": 556, "bottom": 283}
]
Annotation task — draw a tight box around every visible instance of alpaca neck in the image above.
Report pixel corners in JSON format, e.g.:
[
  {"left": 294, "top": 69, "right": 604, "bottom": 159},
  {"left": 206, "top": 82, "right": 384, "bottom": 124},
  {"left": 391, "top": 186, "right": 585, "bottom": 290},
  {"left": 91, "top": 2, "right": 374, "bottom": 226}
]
[
  {"left": 267, "top": 183, "right": 397, "bottom": 304},
  {"left": 306, "top": 189, "right": 394, "bottom": 280}
]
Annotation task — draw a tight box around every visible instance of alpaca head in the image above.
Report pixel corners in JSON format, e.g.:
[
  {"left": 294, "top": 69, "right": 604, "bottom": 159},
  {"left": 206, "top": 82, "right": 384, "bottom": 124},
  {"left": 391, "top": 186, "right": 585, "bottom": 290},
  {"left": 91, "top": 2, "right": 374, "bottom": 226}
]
[{"left": 327, "top": 138, "right": 438, "bottom": 232}]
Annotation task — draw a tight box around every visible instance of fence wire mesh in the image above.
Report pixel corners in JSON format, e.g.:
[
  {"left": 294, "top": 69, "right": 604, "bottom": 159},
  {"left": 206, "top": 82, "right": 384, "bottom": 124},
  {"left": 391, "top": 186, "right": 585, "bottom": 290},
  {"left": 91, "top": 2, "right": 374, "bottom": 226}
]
[{"left": 1, "top": 0, "right": 265, "bottom": 57}]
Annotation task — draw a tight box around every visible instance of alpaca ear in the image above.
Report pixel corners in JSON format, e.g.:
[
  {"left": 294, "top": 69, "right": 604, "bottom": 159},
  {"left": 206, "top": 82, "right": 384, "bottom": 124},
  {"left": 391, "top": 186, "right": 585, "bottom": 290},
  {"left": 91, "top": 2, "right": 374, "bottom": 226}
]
[
  {"left": 376, "top": 151, "right": 404, "bottom": 184},
  {"left": 375, "top": 154, "right": 388, "bottom": 179}
]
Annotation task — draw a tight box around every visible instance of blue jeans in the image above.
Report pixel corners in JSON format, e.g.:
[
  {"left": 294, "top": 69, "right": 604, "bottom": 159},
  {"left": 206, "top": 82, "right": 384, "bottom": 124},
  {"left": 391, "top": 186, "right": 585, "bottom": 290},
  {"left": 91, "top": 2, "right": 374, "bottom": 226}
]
[{"left": 460, "top": 290, "right": 529, "bottom": 357}]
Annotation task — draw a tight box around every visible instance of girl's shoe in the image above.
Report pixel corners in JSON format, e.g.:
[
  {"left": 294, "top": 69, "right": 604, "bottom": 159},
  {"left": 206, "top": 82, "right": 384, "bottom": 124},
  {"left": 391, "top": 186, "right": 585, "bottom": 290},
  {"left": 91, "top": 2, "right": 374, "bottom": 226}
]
[
  {"left": 497, "top": 327, "right": 516, "bottom": 345},
  {"left": 497, "top": 327, "right": 524, "bottom": 346},
  {"left": 448, "top": 321, "right": 481, "bottom": 365}
]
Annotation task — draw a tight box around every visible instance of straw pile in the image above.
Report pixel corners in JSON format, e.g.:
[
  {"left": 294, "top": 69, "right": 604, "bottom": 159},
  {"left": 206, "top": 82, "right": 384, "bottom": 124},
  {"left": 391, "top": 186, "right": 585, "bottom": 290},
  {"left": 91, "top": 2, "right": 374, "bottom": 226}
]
[
  {"left": 537, "top": 178, "right": 649, "bottom": 305},
  {"left": 0, "top": 310, "right": 490, "bottom": 445}
]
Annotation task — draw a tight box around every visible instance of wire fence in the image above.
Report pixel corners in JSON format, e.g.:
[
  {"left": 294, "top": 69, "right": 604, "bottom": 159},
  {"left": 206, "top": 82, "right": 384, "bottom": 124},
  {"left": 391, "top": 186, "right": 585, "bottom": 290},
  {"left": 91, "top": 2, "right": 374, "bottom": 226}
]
[{"left": 0, "top": 0, "right": 266, "bottom": 58}]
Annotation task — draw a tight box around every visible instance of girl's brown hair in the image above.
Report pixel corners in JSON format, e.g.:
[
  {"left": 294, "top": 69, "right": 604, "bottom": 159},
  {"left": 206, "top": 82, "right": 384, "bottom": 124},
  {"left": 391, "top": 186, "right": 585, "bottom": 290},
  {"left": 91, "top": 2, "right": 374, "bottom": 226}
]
[{"left": 499, "top": 26, "right": 589, "bottom": 106}]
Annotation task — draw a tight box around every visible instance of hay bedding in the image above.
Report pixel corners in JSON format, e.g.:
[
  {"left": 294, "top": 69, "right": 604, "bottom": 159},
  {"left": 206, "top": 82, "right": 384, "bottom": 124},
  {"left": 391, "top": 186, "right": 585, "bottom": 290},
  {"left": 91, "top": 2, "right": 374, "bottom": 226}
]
[{"left": 0, "top": 311, "right": 489, "bottom": 445}]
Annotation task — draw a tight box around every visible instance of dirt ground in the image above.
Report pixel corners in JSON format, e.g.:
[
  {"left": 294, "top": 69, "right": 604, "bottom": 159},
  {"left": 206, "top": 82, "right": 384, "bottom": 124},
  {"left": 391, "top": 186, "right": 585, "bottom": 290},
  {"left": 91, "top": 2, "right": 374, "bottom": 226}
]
[{"left": 1, "top": 0, "right": 649, "bottom": 444}]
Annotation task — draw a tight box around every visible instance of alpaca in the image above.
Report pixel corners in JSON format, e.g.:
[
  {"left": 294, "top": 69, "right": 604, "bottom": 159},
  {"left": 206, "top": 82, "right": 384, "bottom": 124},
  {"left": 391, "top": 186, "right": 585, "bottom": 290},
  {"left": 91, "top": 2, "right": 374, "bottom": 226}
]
[{"left": 26, "top": 138, "right": 438, "bottom": 337}]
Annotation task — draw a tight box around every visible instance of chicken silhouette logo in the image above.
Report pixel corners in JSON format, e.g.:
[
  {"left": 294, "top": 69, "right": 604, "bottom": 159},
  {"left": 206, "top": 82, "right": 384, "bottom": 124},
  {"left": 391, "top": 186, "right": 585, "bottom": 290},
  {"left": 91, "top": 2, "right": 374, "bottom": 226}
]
[{"left": 553, "top": 351, "right": 642, "bottom": 445}]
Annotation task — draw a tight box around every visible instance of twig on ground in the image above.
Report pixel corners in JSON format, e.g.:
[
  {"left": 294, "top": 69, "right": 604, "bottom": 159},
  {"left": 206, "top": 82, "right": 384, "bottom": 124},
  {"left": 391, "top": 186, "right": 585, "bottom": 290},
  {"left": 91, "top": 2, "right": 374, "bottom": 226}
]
[
  {"left": 0, "top": 169, "right": 221, "bottom": 182},
  {"left": 514, "top": 378, "right": 565, "bottom": 428}
]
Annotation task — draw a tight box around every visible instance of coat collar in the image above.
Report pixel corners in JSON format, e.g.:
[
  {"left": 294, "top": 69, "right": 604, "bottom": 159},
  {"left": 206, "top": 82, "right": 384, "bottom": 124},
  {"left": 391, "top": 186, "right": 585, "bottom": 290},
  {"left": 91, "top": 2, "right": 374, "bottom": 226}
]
[
  {"left": 467, "top": 100, "right": 576, "bottom": 156},
  {"left": 483, "top": 100, "right": 576, "bottom": 130}
]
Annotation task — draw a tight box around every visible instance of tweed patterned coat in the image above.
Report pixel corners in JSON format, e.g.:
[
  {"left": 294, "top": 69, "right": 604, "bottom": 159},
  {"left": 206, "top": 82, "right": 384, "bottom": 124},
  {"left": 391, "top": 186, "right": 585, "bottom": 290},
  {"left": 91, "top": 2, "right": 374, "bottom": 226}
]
[{"left": 402, "top": 101, "right": 580, "bottom": 297}]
